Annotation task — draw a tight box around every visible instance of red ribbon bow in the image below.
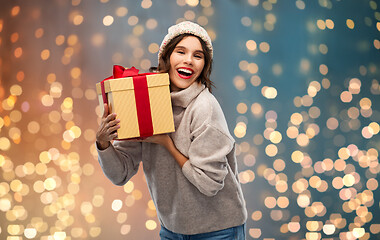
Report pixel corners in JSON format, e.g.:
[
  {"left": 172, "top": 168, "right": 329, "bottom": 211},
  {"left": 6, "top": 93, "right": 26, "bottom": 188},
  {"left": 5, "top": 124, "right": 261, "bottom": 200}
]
[
  {"left": 112, "top": 65, "right": 140, "bottom": 78},
  {"left": 101, "top": 65, "right": 154, "bottom": 139}
]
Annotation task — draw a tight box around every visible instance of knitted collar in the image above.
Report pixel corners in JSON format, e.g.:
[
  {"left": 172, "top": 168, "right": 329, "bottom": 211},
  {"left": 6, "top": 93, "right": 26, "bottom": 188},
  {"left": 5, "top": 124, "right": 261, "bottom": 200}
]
[{"left": 171, "top": 82, "right": 205, "bottom": 108}]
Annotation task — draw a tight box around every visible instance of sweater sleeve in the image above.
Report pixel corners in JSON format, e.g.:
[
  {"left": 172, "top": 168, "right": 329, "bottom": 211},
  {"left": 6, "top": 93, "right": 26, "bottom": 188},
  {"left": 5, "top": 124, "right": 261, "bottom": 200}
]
[
  {"left": 97, "top": 141, "right": 142, "bottom": 186},
  {"left": 181, "top": 123, "right": 233, "bottom": 197}
]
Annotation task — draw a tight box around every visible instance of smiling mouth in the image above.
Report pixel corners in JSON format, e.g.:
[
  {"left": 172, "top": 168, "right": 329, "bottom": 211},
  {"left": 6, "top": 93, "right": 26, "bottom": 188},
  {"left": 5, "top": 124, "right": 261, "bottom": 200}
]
[{"left": 177, "top": 68, "right": 194, "bottom": 79}]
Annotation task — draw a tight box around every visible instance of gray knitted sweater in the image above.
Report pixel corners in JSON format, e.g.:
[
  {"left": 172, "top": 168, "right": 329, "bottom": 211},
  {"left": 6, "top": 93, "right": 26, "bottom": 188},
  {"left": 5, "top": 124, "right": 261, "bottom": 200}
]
[{"left": 97, "top": 82, "right": 247, "bottom": 235}]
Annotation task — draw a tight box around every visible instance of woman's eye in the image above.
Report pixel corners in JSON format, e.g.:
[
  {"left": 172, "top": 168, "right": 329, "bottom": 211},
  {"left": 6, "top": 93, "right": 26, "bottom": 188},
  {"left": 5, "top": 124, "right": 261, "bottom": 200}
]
[{"left": 195, "top": 55, "right": 203, "bottom": 59}]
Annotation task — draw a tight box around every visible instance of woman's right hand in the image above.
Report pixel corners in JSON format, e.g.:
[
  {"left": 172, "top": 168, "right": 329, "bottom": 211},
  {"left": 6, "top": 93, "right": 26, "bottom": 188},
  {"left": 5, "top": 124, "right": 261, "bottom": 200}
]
[{"left": 96, "top": 103, "right": 120, "bottom": 150}]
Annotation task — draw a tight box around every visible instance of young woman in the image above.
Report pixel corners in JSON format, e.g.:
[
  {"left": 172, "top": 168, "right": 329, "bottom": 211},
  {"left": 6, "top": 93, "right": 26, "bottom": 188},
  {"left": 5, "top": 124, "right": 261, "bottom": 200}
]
[{"left": 96, "top": 21, "right": 247, "bottom": 239}]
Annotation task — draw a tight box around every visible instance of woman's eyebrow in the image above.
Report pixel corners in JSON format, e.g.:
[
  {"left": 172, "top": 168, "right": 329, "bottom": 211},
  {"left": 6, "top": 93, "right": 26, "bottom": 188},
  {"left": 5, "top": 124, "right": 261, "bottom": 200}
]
[
  {"left": 174, "top": 45, "right": 186, "bottom": 50},
  {"left": 194, "top": 50, "right": 204, "bottom": 56}
]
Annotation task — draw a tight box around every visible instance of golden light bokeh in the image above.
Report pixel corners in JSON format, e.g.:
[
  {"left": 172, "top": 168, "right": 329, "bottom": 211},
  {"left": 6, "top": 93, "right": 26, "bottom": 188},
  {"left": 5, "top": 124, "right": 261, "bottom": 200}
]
[{"left": 1, "top": 1, "right": 380, "bottom": 239}]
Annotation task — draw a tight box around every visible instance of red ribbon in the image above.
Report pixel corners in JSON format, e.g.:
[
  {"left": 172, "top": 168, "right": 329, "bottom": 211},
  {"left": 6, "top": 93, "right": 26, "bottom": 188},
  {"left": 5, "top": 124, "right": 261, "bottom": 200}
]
[{"left": 101, "top": 65, "right": 154, "bottom": 138}]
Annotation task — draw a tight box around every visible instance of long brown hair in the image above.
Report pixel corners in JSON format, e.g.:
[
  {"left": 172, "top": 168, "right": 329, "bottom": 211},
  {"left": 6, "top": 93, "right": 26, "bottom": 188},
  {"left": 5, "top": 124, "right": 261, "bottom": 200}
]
[{"left": 151, "top": 33, "right": 214, "bottom": 92}]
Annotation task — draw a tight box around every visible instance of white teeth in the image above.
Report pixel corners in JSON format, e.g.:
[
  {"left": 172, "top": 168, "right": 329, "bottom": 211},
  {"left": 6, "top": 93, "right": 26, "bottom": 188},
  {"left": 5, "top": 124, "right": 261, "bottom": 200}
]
[{"left": 178, "top": 68, "right": 193, "bottom": 74}]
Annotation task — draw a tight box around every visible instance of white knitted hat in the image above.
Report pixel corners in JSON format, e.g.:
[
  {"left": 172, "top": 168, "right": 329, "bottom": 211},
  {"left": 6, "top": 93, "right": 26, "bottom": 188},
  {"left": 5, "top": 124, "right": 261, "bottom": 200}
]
[{"left": 158, "top": 21, "right": 213, "bottom": 61}]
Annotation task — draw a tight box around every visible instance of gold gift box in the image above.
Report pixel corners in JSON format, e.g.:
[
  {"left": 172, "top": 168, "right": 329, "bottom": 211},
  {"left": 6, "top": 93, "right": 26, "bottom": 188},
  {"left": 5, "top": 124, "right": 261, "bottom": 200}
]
[{"left": 96, "top": 73, "right": 175, "bottom": 139}]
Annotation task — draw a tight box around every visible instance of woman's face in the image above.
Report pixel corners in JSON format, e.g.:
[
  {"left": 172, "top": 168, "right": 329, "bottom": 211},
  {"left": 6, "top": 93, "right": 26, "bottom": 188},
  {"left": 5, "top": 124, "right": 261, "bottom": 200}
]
[{"left": 168, "top": 36, "right": 205, "bottom": 91}]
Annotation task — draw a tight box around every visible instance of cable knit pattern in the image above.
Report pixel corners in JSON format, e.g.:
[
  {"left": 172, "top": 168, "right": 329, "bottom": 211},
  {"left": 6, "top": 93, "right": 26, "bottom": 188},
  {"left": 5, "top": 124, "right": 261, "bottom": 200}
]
[{"left": 97, "top": 82, "right": 247, "bottom": 234}]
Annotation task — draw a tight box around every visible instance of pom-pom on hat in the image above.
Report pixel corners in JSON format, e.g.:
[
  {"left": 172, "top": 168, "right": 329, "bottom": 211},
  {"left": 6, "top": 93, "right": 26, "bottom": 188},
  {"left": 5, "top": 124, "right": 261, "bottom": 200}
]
[{"left": 158, "top": 21, "right": 213, "bottom": 61}]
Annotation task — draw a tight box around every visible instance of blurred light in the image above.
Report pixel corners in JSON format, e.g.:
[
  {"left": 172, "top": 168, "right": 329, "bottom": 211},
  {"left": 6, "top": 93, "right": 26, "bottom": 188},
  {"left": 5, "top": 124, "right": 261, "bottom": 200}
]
[
  {"left": 272, "top": 64, "right": 282, "bottom": 75},
  {"left": 259, "top": 42, "right": 270, "bottom": 53},
  {"left": 288, "top": 222, "right": 300, "bottom": 233},
  {"left": 0, "top": 137, "right": 11, "bottom": 151},
  {"left": 116, "top": 7, "right": 128, "bottom": 17},
  {"left": 262, "top": 86, "right": 277, "bottom": 99},
  {"left": 249, "top": 228, "right": 261, "bottom": 238},
  {"left": 340, "top": 91, "right": 352, "bottom": 102},
  {"left": 233, "top": 76, "right": 246, "bottom": 91},
  {"left": 237, "top": 102, "right": 248, "bottom": 114},
  {"left": 24, "top": 228, "right": 37, "bottom": 239},
  {"left": 120, "top": 224, "right": 131, "bottom": 235},
  {"left": 145, "top": 220, "right": 157, "bottom": 230},
  {"left": 248, "top": 0, "right": 259, "bottom": 6},
  {"left": 73, "top": 14, "right": 84, "bottom": 25},
  {"left": 319, "top": 64, "right": 328, "bottom": 75},
  {"left": 103, "top": 15, "right": 114, "bottom": 26},
  {"left": 241, "top": 16, "right": 252, "bottom": 27},
  {"left": 317, "top": 19, "right": 326, "bottom": 30},
  {"left": 352, "top": 228, "right": 365, "bottom": 238},
  {"left": 53, "top": 232, "right": 66, "bottom": 240},
  {"left": 250, "top": 75, "right": 261, "bottom": 86},
  {"left": 326, "top": 117, "right": 339, "bottom": 130},
  {"left": 346, "top": 19, "right": 355, "bottom": 29},
  {"left": 41, "top": 49, "right": 50, "bottom": 60},
  {"left": 128, "top": 16, "right": 139, "bottom": 25},
  {"left": 91, "top": 33, "right": 105, "bottom": 47},
  {"left": 234, "top": 122, "right": 247, "bottom": 138},
  {"left": 146, "top": 19, "right": 158, "bottom": 29},
  {"left": 295, "top": 0, "right": 305, "bottom": 10},
  {"left": 325, "top": 19, "right": 334, "bottom": 29},
  {"left": 11, "top": 6, "right": 21, "bottom": 16},
  {"left": 111, "top": 199, "right": 123, "bottom": 211},
  {"left": 141, "top": 0, "right": 152, "bottom": 9},
  {"left": 186, "top": 0, "right": 199, "bottom": 7},
  {"left": 246, "top": 40, "right": 257, "bottom": 51},
  {"left": 14, "top": 47, "right": 22, "bottom": 58}
]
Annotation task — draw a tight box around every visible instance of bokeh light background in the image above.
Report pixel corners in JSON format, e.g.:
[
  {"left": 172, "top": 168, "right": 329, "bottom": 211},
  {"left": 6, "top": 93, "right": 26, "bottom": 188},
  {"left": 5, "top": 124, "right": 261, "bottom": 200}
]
[{"left": 1, "top": 0, "right": 380, "bottom": 239}]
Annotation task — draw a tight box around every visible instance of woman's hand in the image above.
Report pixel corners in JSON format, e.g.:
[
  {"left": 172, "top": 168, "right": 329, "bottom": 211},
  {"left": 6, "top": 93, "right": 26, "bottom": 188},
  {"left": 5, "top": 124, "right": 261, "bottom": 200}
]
[{"left": 96, "top": 104, "right": 120, "bottom": 150}]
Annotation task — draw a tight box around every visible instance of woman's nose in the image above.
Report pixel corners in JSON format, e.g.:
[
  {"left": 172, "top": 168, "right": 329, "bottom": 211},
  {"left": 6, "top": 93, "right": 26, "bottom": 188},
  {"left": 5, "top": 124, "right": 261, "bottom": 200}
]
[{"left": 183, "top": 54, "right": 193, "bottom": 65}]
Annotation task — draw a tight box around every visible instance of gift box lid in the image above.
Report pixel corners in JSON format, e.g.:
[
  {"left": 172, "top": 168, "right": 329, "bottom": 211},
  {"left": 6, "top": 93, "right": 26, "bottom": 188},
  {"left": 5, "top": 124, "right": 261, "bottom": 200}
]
[{"left": 96, "top": 73, "right": 169, "bottom": 94}]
